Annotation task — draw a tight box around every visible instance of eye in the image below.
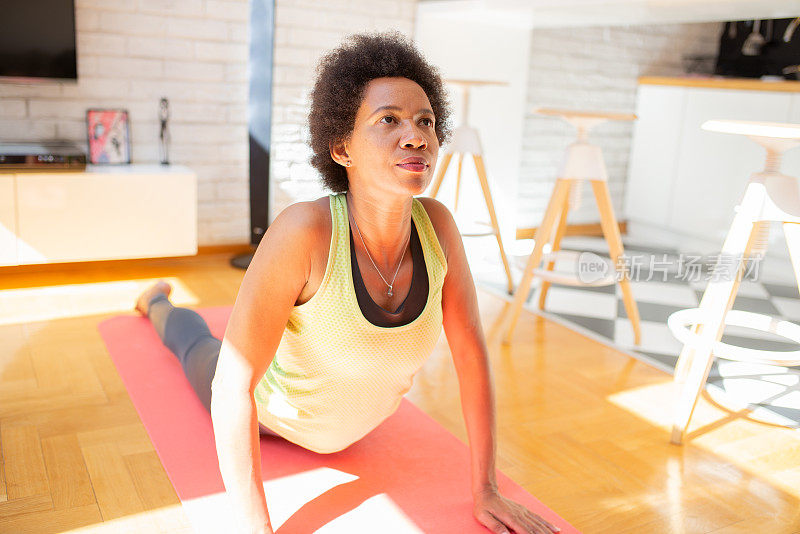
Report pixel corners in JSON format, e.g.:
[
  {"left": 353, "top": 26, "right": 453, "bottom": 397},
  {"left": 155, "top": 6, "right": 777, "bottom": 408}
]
[
  {"left": 420, "top": 117, "right": 434, "bottom": 127},
  {"left": 380, "top": 116, "right": 396, "bottom": 124}
]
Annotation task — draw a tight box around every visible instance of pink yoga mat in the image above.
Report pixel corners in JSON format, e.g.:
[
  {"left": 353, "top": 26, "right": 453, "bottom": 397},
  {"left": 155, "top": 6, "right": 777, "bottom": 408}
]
[{"left": 98, "top": 306, "right": 577, "bottom": 533}]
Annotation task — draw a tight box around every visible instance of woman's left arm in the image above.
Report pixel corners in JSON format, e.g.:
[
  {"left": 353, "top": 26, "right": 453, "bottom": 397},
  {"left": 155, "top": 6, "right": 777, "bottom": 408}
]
[{"left": 425, "top": 198, "right": 560, "bottom": 534}]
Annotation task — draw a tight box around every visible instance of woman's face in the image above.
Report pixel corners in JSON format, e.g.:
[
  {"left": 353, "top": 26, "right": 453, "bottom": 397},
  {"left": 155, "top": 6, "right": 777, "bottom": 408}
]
[{"left": 340, "top": 76, "right": 439, "bottom": 197}]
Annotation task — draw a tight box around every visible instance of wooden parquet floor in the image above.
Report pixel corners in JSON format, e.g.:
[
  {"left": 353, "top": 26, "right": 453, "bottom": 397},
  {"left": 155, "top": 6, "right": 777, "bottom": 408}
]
[{"left": 1, "top": 252, "right": 799, "bottom": 533}]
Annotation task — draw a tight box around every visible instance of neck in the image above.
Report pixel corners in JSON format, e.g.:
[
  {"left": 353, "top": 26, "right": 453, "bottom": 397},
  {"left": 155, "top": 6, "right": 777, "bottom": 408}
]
[{"left": 345, "top": 188, "right": 412, "bottom": 270}]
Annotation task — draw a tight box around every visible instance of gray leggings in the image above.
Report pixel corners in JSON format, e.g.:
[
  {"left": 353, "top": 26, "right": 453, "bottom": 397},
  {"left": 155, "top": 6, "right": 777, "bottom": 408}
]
[{"left": 146, "top": 293, "right": 278, "bottom": 436}]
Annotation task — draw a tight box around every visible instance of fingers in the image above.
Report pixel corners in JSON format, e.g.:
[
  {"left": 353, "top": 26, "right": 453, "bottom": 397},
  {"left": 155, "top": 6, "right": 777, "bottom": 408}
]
[
  {"left": 525, "top": 510, "right": 561, "bottom": 533},
  {"left": 526, "top": 510, "right": 561, "bottom": 534},
  {"left": 481, "top": 512, "right": 536, "bottom": 534},
  {"left": 476, "top": 510, "right": 512, "bottom": 534},
  {"left": 480, "top": 512, "right": 560, "bottom": 534},
  {"left": 475, "top": 497, "right": 561, "bottom": 534},
  {"left": 503, "top": 510, "right": 561, "bottom": 534},
  {"left": 508, "top": 514, "right": 551, "bottom": 534}
]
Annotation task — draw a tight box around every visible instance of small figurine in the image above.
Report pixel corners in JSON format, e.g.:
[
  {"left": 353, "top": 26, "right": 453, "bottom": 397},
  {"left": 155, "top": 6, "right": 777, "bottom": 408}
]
[{"left": 159, "top": 97, "right": 170, "bottom": 165}]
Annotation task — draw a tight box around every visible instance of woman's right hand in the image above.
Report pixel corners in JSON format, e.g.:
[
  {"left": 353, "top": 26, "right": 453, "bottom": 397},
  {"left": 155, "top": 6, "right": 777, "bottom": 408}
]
[{"left": 213, "top": 201, "right": 322, "bottom": 534}]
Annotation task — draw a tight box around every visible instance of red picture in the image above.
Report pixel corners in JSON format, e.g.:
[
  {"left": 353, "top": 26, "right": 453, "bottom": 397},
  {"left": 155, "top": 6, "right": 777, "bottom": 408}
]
[{"left": 86, "top": 108, "right": 131, "bottom": 164}]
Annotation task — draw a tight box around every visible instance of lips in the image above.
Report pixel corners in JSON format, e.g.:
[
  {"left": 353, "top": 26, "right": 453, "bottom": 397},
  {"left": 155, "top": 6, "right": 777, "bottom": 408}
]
[
  {"left": 396, "top": 157, "right": 429, "bottom": 173},
  {"left": 397, "top": 163, "right": 427, "bottom": 172}
]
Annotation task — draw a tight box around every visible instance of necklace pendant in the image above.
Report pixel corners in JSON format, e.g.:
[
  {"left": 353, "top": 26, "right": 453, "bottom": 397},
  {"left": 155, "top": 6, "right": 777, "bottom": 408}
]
[{"left": 387, "top": 288, "right": 393, "bottom": 297}]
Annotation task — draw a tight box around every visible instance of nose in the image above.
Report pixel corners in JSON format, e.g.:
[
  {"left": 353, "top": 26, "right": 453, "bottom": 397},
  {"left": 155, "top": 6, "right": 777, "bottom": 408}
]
[{"left": 400, "top": 121, "right": 427, "bottom": 150}]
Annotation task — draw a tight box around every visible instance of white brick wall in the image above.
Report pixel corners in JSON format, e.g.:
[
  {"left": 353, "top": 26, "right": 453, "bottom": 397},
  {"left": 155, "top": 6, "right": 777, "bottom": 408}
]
[
  {"left": 0, "top": 0, "right": 417, "bottom": 244},
  {"left": 268, "top": 0, "right": 418, "bottom": 222},
  {"left": 518, "top": 22, "right": 721, "bottom": 228},
  {"left": 0, "top": 0, "right": 250, "bottom": 246},
  {"left": 0, "top": 2, "right": 719, "bottom": 246}
]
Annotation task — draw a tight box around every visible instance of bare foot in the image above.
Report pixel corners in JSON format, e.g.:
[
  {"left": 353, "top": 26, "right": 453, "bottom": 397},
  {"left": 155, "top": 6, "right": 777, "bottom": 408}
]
[{"left": 135, "top": 280, "right": 173, "bottom": 316}]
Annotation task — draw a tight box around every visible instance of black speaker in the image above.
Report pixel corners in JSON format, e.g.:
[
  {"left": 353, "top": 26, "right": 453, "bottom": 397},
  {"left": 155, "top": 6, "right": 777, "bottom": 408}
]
[{"left": 231, "top": 0, "right": 276, "bottom": 270}]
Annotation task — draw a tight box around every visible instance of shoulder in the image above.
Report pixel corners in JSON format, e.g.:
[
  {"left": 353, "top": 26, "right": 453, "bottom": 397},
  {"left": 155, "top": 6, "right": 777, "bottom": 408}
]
[
  {"left": 255, "top": 196, "right": 331, "bottom": 265},
  {"left": 249, "top": 196, "right": 332, "bottom": 294},
  {"left": 272, "top": 195, "right": 331, "bottom": 234},
  {"left": 416, "top": 196, "right": 458, "bottom": 263}
]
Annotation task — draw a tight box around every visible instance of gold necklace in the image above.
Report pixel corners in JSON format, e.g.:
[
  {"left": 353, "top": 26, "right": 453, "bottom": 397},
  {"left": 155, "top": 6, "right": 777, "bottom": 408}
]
[{"left": 347, "top": 195, "right": 410, "bottom": 297}]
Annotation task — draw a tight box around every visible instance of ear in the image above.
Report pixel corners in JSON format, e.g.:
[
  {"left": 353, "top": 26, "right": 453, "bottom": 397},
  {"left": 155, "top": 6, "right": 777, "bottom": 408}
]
[{"left": 329, "top": 138, "right": 351, "bottom": 168}]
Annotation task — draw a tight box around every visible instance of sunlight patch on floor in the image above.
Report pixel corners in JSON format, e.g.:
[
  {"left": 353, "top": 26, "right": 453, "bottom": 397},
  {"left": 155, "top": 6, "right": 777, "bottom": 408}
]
[
  {"left": 62, "top": 503, "right": 191, "bottom": 533},
  {"left": 318, "top": 492, "right": 425, "bottom": 533},
  {"left": 607, "top": 379, "right": 800, "bottom": 500},
  {"left": 0, "top": 277, "right": 198, "bottom": 325},
  {"left": 179, "top": 467, "right": 423, "bottom": 533}
]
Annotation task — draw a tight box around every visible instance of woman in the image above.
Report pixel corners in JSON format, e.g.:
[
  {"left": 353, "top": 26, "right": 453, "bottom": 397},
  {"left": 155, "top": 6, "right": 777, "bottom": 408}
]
[{"left": 135, "top": 31, "right": 559, "bottom": 534}]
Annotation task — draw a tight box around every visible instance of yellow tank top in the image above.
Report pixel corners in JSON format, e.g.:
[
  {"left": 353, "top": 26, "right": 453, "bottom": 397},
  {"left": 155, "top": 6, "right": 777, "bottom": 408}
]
[{"left": 253, "top": 192, "right": 448, "bottom": 454}]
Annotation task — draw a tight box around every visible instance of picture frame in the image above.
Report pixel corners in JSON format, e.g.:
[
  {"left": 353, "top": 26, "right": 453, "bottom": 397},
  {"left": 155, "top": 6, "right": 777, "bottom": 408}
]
[{"left": 86, "top": 108, "right": 131, "bottom": 164}]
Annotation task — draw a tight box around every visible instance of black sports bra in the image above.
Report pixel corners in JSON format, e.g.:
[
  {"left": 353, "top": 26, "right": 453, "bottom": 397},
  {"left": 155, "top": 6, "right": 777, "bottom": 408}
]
[{"left": 349, "top": 219, "right": 429, "bottom": 327}]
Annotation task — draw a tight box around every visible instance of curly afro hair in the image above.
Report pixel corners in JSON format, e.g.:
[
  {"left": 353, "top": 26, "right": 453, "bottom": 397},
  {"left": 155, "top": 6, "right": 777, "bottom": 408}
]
[{"left": 307, "top": 30, "right": 452, "bottom": 192}]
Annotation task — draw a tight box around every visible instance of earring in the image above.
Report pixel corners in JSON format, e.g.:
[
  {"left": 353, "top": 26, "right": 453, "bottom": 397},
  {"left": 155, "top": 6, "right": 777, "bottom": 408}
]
[{"left": 345, "top": 161, "right": 351, "bottom": 167}]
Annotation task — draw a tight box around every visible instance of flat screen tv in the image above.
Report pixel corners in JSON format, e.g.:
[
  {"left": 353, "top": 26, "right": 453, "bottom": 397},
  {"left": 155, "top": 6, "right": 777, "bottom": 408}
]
[{"left": 0, "top": 0, "right": 77, "bottom": 82}]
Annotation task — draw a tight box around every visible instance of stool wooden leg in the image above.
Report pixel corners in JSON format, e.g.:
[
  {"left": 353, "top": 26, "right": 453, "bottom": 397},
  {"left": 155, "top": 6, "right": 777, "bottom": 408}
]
[
  {"left": 430, "top": 152, "right": 453, "bottom": 199},
  {"left": 784, "top": 222, "right": 800, "bottom": 296},
  {"left": 673, "top": 219, "right": 770, "bottom": 383},
  {"left": 473, "top": 154, "right": 514, "bottom": 294},
  {"left": 670, "top": 185, "right": 764, "bottom": 444},
  {"left": 673, "top": 328, "right": 697, "bottom": 385},
  {"left": 503, "top": 179, "right": 572, "bottom": 345},
  {"left": 538, "top": 188, "right": 571, "bottom": 310},
  {"left": 454, "top": 153, "right": 465, "bottom": 211},
  {"left": 590, "top": 180, "right": 642, "bottom": 345}
]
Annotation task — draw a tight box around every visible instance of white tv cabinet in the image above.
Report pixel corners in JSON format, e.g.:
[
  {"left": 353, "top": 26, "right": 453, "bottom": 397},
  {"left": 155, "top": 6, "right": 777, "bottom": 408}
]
[{"left": 0, "top": 164, "right": 197, "bottom": 267}]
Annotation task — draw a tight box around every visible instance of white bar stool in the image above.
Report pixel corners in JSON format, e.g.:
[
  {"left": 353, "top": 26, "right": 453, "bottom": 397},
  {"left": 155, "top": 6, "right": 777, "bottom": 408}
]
[
  {"left": 668, "top": 119, "right": 800, "bottom": 445},
  {"left": 429, "top": 79, "right": 514, "bottom": 294},
  {"left": 502, "top": 108, "right": 642, "bottom": 346}
]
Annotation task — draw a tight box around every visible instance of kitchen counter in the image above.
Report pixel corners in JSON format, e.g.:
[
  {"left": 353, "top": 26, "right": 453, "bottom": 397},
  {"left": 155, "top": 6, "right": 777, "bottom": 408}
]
[
  {"left": 639, "top": 75, "right": 800, "bottom": 93},
  {"left": 625, "top": 76, "right": 800, "bottom": 272}
]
